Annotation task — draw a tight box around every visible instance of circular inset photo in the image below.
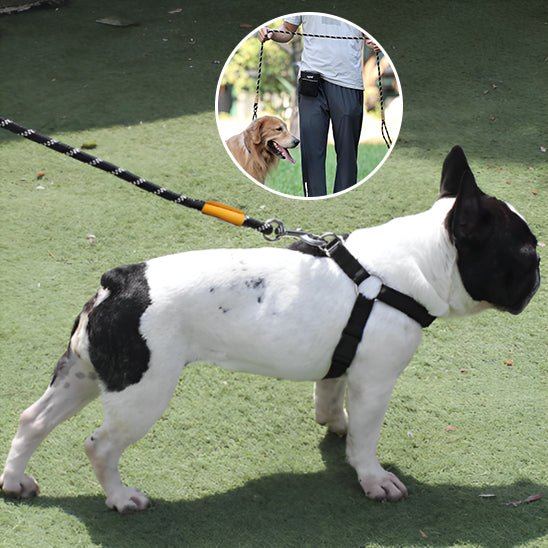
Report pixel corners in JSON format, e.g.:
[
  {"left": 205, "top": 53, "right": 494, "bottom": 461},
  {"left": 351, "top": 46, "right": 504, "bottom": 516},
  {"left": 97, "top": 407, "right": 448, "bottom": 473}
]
[{"left": 216, "top": 12, "right": 402, "bottom": 200}]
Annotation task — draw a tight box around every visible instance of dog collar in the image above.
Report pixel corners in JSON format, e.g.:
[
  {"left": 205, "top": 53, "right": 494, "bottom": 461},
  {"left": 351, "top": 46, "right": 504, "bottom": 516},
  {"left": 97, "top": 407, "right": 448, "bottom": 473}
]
[{"left": 323, "top": 238, "right": 436, "bottom": 379}]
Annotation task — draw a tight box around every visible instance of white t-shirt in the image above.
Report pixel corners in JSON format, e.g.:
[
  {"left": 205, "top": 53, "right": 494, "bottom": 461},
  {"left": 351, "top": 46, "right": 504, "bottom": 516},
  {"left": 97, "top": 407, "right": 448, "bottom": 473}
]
[{"left": 284, "top": 14, "right": 364, "bottom": 90}]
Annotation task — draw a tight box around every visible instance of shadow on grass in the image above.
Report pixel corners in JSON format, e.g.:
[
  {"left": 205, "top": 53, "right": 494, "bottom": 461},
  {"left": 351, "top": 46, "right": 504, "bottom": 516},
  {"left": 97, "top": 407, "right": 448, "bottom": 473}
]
[
  {"left": 1, "top": 0, "right": 545, "bottom": 167},
  {"left": 0, "top": 1, "right": 243, "bottom": 135},
  {"left": 7, "top": 435, "right": 546, "bottom": 547}
]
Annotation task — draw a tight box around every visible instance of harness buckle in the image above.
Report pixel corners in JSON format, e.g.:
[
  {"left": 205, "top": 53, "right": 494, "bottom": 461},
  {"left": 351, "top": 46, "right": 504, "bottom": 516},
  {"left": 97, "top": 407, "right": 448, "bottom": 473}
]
[{"left": 322, "top": 234, "right": 345, "bottom": 256}]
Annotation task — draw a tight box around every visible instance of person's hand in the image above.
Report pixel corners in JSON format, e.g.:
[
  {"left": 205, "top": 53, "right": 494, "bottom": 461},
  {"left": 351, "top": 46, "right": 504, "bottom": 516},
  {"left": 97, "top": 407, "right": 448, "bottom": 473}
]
[
  {"left": 258, "top": 27, "right": 274, "bottom": 43},
  {"left": 365, "top": 38, "right": 380, "bottom": 52}
]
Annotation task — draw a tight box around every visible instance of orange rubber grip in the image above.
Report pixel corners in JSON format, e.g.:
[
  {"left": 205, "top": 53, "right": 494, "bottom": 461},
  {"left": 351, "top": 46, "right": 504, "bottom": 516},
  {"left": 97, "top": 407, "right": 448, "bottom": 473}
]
[{"left": 201, "top": 200, "right": 246, "bottom": 226}]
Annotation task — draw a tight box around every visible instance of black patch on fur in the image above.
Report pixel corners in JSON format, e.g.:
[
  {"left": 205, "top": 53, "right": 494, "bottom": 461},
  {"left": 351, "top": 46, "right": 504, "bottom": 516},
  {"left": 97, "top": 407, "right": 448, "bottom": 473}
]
[
  {"left": 87, "top": 262, "right": 152, "bottom": 392},
  {"left": 218, "top": 306, "right": 230, "bottom": 314},
  {"left": 244, "top": 277, "right": 265, "bottom": 289}
]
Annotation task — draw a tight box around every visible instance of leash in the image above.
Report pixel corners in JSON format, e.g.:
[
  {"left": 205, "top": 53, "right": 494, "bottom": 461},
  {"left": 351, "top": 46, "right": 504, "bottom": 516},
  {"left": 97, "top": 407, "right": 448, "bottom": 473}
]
[
  {"left": 252, "top": 41, "right": 264, "bottom": 121},
  {"left": 0, "top": 117, "right": 286, "bottom": 237},
  {"left": 375, "top": 50, "right": 392, "bottom": 148},
  {"left": 0, "top": 117, "right": 340, "bottom": 247},
  {"left": 0, "top": 117, "right": 340, "bottom": 246},
  {"left": 252, "top": 29, "right": 392, "bottom": 149}
]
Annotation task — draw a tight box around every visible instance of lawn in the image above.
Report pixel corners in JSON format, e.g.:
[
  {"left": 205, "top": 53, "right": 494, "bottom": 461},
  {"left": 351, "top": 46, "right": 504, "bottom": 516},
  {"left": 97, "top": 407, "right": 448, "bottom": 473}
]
[
  {"left": 0, "top": 1, "right": 546, "bottom": 547},
  {"left": 266, "top": 143, "right": 388, "bottom": 197}
]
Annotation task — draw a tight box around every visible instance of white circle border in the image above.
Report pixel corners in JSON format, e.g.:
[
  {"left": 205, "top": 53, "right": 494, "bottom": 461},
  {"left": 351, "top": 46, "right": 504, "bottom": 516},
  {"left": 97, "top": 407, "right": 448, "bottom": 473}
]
[{"left": 214, "top": 11, "right": 403, "bottom": 201}]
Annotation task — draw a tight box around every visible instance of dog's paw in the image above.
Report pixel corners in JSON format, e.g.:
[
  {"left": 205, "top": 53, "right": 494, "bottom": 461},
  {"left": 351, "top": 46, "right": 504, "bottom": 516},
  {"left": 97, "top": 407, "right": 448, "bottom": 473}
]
[
  {"left": 106, "top": 487, "right": 151, "bottom": 513},
  {"left": 0, "top": 472, "right": 40, "bottom": 498},
  {"left": 359, "top": 471, "right": 408, "bottom": 502},
  {"left": 315, "top": 410, "right": 348, "bottom": 437}
]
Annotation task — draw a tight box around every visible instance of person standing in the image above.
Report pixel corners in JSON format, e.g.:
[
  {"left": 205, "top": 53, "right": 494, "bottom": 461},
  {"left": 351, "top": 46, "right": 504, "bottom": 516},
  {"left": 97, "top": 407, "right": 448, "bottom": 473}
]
[{"left": 259, "top": 14, "right": 378, "bottom": 197}]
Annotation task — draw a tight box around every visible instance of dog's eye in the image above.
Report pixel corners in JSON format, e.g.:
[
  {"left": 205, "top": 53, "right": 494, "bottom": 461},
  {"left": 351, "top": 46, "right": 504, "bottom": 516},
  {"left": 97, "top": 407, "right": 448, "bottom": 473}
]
[{"left": 277, "top": 127, "right": 283, "bottom": 131}]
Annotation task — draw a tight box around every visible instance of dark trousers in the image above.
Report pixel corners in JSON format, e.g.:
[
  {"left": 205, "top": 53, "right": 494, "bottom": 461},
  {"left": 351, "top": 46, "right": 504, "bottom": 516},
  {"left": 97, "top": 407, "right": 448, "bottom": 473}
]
[{"left": 298, "top": 79, "right": 364, "bottom": 197}]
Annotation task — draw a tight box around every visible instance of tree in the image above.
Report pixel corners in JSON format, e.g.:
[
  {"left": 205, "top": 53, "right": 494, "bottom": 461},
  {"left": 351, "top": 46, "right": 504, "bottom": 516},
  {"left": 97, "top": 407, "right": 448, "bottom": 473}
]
[{"left": 222, "top": 25, "right": 302, "bottom": 99}]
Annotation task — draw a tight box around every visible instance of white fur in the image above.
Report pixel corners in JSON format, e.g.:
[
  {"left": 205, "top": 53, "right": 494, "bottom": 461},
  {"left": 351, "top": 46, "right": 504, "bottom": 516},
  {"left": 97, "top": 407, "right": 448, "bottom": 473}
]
[{"left": 0, "top": 197, "right": 496, "bottom": 510}]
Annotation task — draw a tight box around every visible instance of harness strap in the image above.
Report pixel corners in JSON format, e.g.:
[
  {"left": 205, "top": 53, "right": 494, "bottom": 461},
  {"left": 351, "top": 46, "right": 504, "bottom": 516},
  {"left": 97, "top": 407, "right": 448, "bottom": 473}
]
[
  {"left": 323, "top": 238, "right": 436, "bottom": 378},
  {"left": 325, "top": 237, "right": 370, "bottom": 285},
  {"left": 324, "top": 294, "right": 373, "bottom": 379},
  {"left": 377, "top": 285, "right": 435, "bottom": 328}
]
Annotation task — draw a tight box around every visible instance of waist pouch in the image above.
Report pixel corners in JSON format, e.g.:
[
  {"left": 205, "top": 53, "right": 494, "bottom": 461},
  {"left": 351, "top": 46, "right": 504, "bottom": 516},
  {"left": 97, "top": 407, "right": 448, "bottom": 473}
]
[{"left": 298, "top": 71, "right": 321, "bottom": 97}]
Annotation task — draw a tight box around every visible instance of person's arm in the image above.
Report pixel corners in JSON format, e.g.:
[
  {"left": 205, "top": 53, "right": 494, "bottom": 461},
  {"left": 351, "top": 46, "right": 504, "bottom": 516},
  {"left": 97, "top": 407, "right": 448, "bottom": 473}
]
[{"left": 258, "top": 21, "right": 299, "bottom": 43}]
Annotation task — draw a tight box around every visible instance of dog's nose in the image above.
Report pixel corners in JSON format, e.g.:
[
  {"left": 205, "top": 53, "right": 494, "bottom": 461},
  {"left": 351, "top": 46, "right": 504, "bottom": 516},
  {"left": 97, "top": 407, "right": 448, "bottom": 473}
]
[{"left": 293, "top": 138, "right": 300, "bottom": 146}]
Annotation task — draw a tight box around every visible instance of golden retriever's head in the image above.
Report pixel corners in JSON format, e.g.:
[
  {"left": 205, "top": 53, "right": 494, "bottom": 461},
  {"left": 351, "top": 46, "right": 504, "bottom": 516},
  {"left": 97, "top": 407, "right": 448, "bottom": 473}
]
[{"left": 246, "top": 116, "right": 299, "bottom": 164}]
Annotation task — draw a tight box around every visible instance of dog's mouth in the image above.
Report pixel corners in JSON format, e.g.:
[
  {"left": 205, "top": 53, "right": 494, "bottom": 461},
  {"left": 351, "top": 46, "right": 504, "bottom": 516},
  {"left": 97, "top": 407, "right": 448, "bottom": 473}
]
[{"left": 267, "top": 140, "right": 296, "bottom": 164}]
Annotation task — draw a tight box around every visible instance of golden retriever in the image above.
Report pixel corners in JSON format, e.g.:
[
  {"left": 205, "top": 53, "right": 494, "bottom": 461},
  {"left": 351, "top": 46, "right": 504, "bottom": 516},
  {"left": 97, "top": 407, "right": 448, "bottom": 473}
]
[{"left": 226, "top": 116, "right": 299, "bottom": 183}]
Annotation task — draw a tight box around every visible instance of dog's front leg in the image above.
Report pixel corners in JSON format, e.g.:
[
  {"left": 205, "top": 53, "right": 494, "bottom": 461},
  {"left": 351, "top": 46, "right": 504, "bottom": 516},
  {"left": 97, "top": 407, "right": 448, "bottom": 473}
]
[
  {"left": 344, "top": 324, "right": 419, "bottom": 504},
  {"left": 346, "top": 369, "right": 408, "bottom": 502}
]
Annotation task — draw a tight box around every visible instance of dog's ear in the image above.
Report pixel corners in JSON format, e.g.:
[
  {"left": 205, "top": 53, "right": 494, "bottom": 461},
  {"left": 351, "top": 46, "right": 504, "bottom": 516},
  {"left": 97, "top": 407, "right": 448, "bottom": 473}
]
[
  {"left": 447, "top": 169, "right": 491, "bottom": 243},
  {"left": 247, "top": 118, "right": 264, "bottom": 146},
  {"left": 440, "top": 146, "right": 474, "bottom": 197}
]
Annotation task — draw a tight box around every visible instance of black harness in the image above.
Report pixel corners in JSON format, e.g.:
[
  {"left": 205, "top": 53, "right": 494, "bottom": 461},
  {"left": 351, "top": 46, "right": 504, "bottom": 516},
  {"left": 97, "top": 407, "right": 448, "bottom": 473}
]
[{"left": 320, "top": 237, "right": 436, "bottom": 379}]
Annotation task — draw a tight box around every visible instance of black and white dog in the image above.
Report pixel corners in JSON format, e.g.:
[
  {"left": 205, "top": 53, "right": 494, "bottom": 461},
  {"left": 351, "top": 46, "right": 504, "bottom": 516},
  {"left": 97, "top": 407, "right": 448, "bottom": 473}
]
[{"left": 1, "top": 147, "right": 540, "bottom": 512}]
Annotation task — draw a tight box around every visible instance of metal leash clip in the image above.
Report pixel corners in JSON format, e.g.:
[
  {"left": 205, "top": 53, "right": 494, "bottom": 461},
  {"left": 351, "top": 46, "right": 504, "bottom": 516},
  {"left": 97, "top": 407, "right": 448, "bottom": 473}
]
[{"left": 262, "top": 219, "right": 342, "bottom": 249}]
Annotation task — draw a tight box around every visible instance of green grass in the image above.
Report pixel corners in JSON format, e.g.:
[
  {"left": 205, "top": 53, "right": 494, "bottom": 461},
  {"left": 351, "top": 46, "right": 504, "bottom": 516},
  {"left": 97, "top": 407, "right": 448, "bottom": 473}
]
[
  {"left": 1, "top": 1, "right": 547, "bottom": 547},
  {"left": 266, "top": 143, "right": 388, "bottom": 197}
]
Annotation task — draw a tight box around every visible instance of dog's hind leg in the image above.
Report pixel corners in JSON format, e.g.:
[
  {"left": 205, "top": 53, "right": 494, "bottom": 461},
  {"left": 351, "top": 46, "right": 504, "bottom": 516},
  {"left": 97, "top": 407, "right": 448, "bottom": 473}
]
[
  {"left": 314, "top": 377, "right": 348, "bottom": 436},
  {"left": 0, "top": 348, "right": 100, "bottom": 498},
  {"left": 84, "top": 358, "right": 184, "bottom": 513}
]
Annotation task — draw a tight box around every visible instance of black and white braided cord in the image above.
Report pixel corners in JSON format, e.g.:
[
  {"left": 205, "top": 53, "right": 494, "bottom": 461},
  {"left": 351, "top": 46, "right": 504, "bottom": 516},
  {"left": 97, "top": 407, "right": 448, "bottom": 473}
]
[
  {"left": 271, "top": 29, "right": 364, "bottom": 40},
  {"left": 375, "top": 51, "right": 392, "bottom": 148},
  {"left": 251, "top": 41, "right": 264, "bottom": 121},
  {"left": 0, "top": 117, "right": 273, "bottom": 234}
]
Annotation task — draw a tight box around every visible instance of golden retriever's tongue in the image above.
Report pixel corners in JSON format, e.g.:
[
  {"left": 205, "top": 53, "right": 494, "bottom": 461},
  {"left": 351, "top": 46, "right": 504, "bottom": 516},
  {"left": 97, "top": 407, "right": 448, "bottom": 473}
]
[{"left": 278, "top": 144, "right": 296, "bottom": 164}]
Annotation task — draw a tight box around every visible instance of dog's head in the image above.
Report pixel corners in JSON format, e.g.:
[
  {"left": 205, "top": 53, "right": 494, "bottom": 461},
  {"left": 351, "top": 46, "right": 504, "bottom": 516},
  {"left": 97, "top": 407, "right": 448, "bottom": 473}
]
[
  {"left": 246, "top": 116, "right": 299, "bottom": 164},
  {"left": 441, "top": 146, "right": 540, "bottom": 314}
]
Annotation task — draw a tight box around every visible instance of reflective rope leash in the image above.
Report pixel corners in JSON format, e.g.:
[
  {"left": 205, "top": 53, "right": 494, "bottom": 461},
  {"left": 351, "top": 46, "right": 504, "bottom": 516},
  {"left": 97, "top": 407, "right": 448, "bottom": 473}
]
[
  {"left": 375, "top": 50, "right": 392, "bottom": 148},
  {"left": 269, "top": 29, "right": 364, "bottom": 40},
  {"left": 251, "top": 41, "right": 264, "bottom": 121},
  {"left": 0, "top": 117, "right": 344, "bottom": 246},
  {"left": 0, "top": 117, "right": 274, "bottom": 234}
]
